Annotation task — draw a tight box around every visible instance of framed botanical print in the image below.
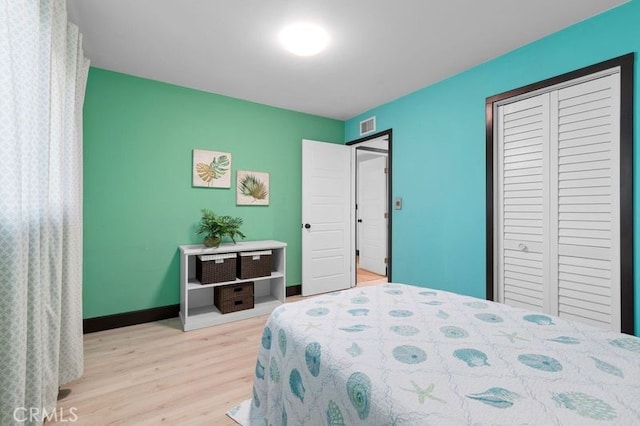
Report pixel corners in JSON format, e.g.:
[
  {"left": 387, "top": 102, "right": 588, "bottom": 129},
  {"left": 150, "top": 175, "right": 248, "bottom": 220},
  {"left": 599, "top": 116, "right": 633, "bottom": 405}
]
[
  {"left": 192, "top": 149, "right": 231, "bottom": 188},
  {"left": 237, "top": 170, "right": 269, "bottom": 205}
]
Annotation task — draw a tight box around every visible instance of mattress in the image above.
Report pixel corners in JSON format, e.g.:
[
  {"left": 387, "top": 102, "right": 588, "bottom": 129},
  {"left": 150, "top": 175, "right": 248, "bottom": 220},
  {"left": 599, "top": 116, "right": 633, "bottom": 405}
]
[{"left": 238, "top": 283, "right": 640, "bottom": 425}]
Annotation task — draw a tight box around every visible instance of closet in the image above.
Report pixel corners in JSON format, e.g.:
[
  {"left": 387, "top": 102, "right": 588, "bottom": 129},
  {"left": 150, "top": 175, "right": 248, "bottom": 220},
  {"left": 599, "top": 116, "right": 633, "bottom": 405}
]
[{"left": 495, "top": 71, "right": 623, "bottom": 331}]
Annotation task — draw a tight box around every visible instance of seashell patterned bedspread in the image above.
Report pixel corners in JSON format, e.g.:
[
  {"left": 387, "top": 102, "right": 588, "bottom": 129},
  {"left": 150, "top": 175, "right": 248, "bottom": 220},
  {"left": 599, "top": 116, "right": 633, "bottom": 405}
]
[{"left": 240, "top": 283, "right": 640, "bottom": 425}]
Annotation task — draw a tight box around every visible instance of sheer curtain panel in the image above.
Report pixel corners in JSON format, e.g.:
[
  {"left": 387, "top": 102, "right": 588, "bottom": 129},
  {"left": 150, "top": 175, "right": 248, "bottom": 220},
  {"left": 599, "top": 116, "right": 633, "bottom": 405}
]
[{"left": 0, "top": 1, "right": 89, "bottom": 424}]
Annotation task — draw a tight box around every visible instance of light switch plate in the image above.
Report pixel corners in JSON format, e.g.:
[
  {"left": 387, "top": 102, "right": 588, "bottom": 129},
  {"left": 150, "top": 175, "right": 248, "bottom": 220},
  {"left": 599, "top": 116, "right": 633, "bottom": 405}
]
[{"left": 394, "top": 197, "right": 402, "bottom": 210}]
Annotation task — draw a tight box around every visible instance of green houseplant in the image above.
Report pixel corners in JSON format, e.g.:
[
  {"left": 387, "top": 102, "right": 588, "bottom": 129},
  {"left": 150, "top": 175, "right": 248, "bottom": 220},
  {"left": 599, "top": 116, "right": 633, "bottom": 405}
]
[{"left": 196, "top": 209, "right": 246, "bottom": 247}]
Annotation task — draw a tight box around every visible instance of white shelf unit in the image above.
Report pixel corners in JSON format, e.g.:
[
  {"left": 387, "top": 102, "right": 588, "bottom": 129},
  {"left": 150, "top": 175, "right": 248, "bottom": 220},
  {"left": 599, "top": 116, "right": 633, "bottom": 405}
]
[{"left": 179, "top": 240, "right": 287, "bottom": 331}]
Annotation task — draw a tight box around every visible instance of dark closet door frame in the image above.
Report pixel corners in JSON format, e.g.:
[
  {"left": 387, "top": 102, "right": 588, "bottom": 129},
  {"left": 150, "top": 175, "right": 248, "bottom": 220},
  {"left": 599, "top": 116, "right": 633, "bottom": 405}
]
[
  {"left": 347, "top": 129, "right": 393, "bottom": 282},
  {"left": 485, "top": 53, "right": 635, "bottom": 334}
]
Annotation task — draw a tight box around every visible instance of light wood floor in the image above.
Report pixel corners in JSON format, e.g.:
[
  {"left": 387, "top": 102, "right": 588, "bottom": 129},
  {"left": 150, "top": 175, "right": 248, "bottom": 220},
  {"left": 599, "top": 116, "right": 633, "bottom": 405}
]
[
  {"left": 357, "top": 267, "right": 386, "bottom": 284},
  {"left": 355, "top": 255, "right": 387, "bottom": 284},
  {"left": 50, "top": 280, "right": 382, "bottom": 425}
]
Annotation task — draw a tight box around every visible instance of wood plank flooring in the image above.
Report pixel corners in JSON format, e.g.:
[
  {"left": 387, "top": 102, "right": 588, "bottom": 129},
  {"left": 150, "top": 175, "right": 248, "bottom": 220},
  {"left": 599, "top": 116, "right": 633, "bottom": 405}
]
[
  {"left": 50, "top": 280, "right": 381, "bottom": 425},
  {"left": 51, "top": 316, "right": 261, "bottom": 425},
  {"left": 355, "top": 255, "right": 387, "bottom": 284},
  {"left": 357, "top": 267, "right": 387, "bottom": 283}
]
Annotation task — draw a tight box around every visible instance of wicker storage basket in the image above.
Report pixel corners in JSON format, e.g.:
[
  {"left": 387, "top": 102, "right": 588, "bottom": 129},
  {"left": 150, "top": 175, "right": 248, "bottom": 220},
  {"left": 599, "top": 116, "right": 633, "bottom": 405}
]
[
  {"left": 237, "top": 250, "right": 272, "bottom": 279},
  {"left": 214, "top": 282, "right": 254, "bottom": 314},
  {"left": 196, "top": 253, "right": 237, "bottom": 284}
]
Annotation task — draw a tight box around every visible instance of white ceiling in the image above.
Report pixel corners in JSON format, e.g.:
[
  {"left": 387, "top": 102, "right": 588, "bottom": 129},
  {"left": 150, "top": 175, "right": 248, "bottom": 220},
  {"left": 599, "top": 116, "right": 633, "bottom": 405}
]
[{"left": 66, "top": 0, "right": 627, "bottom": 120}]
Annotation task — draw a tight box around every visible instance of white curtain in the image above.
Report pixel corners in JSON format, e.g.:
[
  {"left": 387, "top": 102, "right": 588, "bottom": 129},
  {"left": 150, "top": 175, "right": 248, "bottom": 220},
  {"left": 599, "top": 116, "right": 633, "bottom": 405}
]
[{"left": 0, "top": 1, "right": 89, "bottom": 424}]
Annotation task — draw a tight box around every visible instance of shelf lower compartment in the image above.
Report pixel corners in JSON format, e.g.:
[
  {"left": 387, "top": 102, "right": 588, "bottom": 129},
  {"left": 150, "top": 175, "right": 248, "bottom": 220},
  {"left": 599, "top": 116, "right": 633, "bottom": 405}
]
[
  {"left": 181, "top": 296, "right": 282, "bottom": 331},
  {"left": 187, "top": 271, "right": 284, "bottom": 290}
]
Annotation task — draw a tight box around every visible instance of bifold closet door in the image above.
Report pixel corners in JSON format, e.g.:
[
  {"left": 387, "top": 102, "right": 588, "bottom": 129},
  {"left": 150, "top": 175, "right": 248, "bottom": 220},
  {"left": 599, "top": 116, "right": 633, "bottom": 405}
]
[
  {"left": 497, "top": 73, "right": 621, "bottom": 331},
  {"left": 497, "top": 93, "right": 551, "bottom": 313},
  {"left": 555, "top": 74, "right": 620, "bottom": 330}
]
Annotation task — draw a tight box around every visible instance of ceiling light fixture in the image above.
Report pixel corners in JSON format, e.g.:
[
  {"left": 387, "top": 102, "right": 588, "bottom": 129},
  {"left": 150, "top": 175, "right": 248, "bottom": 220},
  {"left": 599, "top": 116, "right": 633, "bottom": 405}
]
[{"left": 279, "top": 23, "right": 329, "bottom": 57}]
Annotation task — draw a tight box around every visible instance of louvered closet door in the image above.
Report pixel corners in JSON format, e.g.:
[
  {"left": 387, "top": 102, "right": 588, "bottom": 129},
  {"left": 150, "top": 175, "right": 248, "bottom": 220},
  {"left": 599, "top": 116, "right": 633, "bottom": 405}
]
[
  {"left": 497, "top": 93, "right": 550, "bottom": 312},
  {"left": 497, "top": 73, "right": 622, "bottom": 332},
  {"left": 554, "top": 74, "right": 621, "bottom": 330}
]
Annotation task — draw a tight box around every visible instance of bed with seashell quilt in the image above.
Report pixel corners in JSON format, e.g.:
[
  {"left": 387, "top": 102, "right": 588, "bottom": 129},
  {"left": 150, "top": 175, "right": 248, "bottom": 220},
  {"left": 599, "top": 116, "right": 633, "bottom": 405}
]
[{"left": 227, "top": 283, "right": 640, "bottom": 425}]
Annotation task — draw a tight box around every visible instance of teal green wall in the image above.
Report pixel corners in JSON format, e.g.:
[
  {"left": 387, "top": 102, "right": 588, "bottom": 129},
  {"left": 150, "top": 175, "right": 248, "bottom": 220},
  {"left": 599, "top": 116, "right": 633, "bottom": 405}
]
[
  {"left": 83, "top": 68, "right": 344, "bottom": 318},
  {"left": 346, "top": 1, "right": 639, "bottom": 334}
]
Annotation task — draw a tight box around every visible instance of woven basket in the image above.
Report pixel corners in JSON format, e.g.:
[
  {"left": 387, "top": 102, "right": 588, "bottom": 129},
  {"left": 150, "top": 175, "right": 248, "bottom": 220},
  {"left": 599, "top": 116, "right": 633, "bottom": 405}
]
[
  {"left": 214, "top": 282, "right": 254, "bottom": 314},
  {"left": 196, "top": 253, "right": 237, "bottom": 284},
  {"left": 237, "top": 250, "right": 272, "bottom": 279}
]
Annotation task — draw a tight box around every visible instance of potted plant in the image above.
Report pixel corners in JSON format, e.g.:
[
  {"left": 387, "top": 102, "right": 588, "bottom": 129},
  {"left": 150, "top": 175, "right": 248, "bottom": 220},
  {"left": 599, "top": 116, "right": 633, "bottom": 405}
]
[{"left": 196, "top": 209, "right": 246, "bottom": 247}]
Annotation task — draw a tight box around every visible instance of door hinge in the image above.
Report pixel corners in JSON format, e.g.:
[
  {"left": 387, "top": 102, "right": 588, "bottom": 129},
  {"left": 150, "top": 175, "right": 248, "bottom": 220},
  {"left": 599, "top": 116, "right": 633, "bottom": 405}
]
[
  {"left": 384, "top": 213, "right": 388, "bottom": 219},
  {"left": 384, "top": 257, "right": 388, "bottom": 264},
  {"left": 384, "top": 167, "right": 388, "bottom": 174}
]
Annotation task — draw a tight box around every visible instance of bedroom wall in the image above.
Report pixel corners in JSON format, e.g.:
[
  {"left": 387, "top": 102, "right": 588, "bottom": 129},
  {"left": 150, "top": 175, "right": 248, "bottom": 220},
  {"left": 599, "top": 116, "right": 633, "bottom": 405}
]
[
  {"left": 345, "top": 0, "right": 640, "bottom": 334},
  {"left": 83, "top": 68, "right": 343, "bottom": 319}
]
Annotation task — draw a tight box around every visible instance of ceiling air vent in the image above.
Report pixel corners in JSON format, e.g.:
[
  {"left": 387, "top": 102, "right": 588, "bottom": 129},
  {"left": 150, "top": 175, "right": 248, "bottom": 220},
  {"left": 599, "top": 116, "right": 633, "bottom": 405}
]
[{"left": 359, "top": 116, "right": 376, "bottom": 136}]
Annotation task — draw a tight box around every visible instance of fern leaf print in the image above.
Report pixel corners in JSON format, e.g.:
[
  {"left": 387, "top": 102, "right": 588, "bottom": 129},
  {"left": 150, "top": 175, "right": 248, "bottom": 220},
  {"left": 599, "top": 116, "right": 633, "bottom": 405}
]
[{"left": 237, "top": 171, "right": 270, "bottom": 205}]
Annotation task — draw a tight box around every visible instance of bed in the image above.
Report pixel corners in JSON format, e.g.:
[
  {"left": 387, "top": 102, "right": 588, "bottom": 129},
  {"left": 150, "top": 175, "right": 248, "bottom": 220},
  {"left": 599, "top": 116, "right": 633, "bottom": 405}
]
[{"left": 228, "top": 283, "right": 640, "bottom": 425}]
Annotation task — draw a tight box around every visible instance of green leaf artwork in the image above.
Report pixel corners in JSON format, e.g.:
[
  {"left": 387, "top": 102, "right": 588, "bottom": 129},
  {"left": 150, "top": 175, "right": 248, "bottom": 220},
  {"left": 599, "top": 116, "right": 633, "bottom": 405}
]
[
  {"left": 237, "top": 170, "right": 270, "bottom": 205},
  {"left": 196, "top": 155, "right": 229, "bottom": 182},
  {"left": 239, "top": 174, "right": 268, "bottom": 200},
  {"left": 192, "top": 149, "right": 232, "bottom": 188}
]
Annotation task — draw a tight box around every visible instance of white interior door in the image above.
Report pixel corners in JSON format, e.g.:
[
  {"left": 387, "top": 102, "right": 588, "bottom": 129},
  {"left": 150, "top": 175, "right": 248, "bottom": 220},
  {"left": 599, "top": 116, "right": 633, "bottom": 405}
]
[
  {"left": 358, "top": 156, "right": 387, "bottom": 275},
  {"left": 302, "top": 140, "right": 353, "bottom": 296}
]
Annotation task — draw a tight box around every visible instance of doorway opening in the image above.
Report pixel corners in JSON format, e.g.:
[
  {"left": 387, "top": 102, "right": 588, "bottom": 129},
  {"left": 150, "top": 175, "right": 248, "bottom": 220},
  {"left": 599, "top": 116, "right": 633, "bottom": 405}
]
[{"left": 347, "top": 129, "right": 392, "bottom": 286}]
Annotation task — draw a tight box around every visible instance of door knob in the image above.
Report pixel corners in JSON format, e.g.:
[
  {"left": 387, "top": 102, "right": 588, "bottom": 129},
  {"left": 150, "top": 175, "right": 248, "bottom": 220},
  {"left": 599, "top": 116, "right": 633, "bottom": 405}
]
[
  {"left": 518, "top": 243, "right": 528, "bottom": 252},
  {"left": 304, "top": 223, "right": 311, "bottom": 229},
  {"left": 357, "top": 219, "right": 363, "bottom": 223}
]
